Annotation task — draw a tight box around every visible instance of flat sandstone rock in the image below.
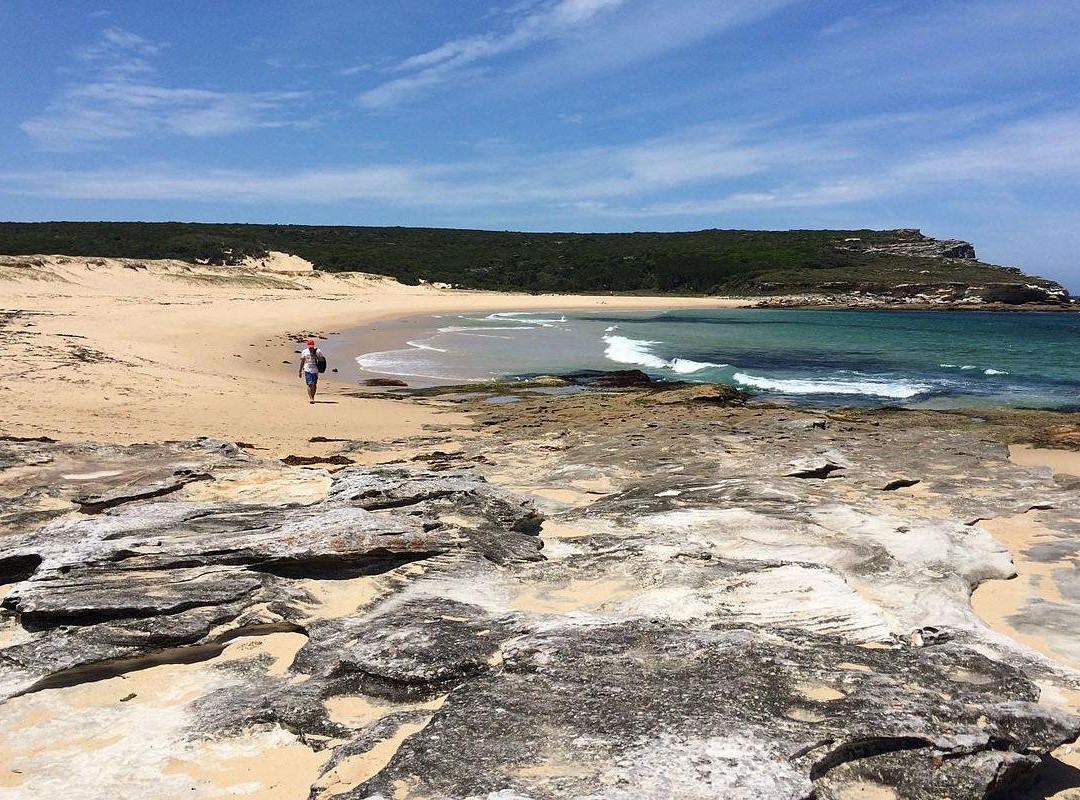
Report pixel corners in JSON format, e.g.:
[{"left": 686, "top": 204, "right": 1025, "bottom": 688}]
[{"left": 0, "top": 418, "right": 1079, "bottom": 799}]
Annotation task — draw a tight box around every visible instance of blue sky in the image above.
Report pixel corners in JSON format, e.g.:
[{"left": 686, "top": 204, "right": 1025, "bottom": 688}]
[{"left": 1, "top": 0, "right": 1079, "bottom": 289}]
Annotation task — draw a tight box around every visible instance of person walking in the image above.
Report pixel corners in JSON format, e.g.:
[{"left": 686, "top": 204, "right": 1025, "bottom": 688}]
[{"left": 298, "top": 338, "right": 326, "bottom": 404}]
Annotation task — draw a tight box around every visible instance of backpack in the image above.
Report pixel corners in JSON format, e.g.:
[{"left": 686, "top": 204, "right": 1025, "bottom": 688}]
[{"left": 315, "top": 350, "right": 327, "bottom": 373}]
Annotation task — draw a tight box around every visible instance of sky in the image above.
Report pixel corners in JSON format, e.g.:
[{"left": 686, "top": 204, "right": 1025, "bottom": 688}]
[{"left": 1, "top": 0, "right": 1078, "bottom": 289}]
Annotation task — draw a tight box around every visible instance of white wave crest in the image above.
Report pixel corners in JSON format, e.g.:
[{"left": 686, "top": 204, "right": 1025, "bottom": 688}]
[
  {"left": 483, "top": 312, "right": 566, "bottom": 327},
  {"left": 602, "top": 335, "right": 727, "bottom": 374},
  {"left": 437, "top": 325, "right": 533, "bottom": 333},
  {"left": 603, "top": 334, "right": 669, "bottom": 369},
  {"left": 984, "top": 368, "right": 1009, "bottom": 375},
  {"left": 732, "top": 372, "right": 930, "bottom": 399},
  {"left": 671, "top": 358, "right": 729, "bottom": 374},
  {"left": 405, "top": 339, "right": 447, "bottom": 353}
]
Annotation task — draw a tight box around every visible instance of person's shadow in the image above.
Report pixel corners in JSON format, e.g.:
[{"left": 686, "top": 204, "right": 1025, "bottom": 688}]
[{"left": 312, "top": 400, "right": 339, "bottom": 404}]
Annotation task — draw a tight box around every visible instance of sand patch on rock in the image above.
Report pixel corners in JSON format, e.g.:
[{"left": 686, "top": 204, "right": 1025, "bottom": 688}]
[
  {"left": 1010, "top": 444, "right": 1080, "bottom": 477},
  {"left": 511, "top": 577, "right": 637, "bottom": 613},
  {"left": 181, "top": 467, "right": 331, "bottom": 505},
  {"left": 971, "top": 512, "right": 1079, "bottom": 670}
]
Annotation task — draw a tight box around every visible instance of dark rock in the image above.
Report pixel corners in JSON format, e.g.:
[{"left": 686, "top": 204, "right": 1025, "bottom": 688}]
[
  {"left": 881, "top": 478, "right": 921, "bottom": 491},
  {"left": 280, "top": 454, "right": 354, "bottom": 466},
  {"left": 560, "top": 369, "right": 656, "bottom": 388},
  {"left": 349, "top": 622, "right": 1078, "bottom": 800},
  {"left": 294, "top": 598, "right": 510, "bottom": 700},
  {"left": 786, "top": 459, "right": 846, "bottom": 479},
  {"left": 362, "top": 378, "right": 408, "bottom": 387}
]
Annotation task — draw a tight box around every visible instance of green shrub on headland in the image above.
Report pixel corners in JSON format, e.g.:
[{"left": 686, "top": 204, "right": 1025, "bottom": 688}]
[{"left": 0, "top": 221, "right": 1059, "bottom": 296}]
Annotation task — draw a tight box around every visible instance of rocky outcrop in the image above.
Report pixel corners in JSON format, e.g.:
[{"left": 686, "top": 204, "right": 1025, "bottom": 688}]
[
  {"left": 835, "top": 229, "right": 977, "bottom": 260},
  {"left": 757, "top": 280, "right": 1072, "bottom": 309},
  {"left": 1, "top": 414, "right": 1079, "bottom": 798}
]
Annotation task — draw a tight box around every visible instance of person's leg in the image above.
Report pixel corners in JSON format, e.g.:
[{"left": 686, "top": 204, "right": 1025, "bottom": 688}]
[{"left": 309, "top": 376, "right": 317, "bottom": 402}]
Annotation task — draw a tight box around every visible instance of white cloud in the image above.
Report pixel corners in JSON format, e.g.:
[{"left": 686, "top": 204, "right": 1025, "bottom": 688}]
[
  {"left": 338, "top": 62, "right": 372, "bottom": 77},
  {"left": 358, "top": 0, "right": 803, "bottom": 109},
  {"left": 502, "top": 0, "right": 799, "bottom": 92},
  {"left": 22, "top": 28, "right": 311, "bottom": 150},
  {"left": 816, "top": 3, "right": 900, "bottom": 38},
  {"left": 9, "top": 107, "right": 1079, "bottom": 216},
  {"left": 357, "top": 0, "right": 627, "bottom": 108}
]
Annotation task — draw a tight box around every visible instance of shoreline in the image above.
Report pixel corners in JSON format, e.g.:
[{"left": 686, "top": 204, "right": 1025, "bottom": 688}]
[
  {"left": 304, "top": 304, "right": 751, "bottom": 389},
  {"left": 0, "top": 254, "right": 747, "bottom": 455}
]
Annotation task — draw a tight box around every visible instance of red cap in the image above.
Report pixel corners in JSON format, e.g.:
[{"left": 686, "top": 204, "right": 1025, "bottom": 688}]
[{"left": 306, "top": 339, "right": 315, "bottom": 347}]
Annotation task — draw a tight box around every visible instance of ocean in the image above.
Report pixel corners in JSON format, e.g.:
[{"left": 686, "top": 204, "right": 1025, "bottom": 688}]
[{"left": 353, "top": 308, "right": 1080, "bottom": 409}]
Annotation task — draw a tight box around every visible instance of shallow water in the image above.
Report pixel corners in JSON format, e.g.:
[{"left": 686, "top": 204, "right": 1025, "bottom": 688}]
[{"left": 353, "top": 308, "right": 1080, "bottom": 409}]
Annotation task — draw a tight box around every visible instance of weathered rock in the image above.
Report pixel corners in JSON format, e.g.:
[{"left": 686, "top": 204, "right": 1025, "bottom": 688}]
[
  {"left": 348, "top": 622, "right": 1077, "bottom": 799},
  {"left": 75, "top": 469, "right": 212, "bottom": 512},
  {"left": 560, "top": 369, "right": 656, "bottom": 388},
  {"left": 0, "top": 447, "right": 543, "bottom": 703},
  {"left": 295, "top": 598, "right": 511, "bottom": 700},
  {"left": 646, "top": 383, "right": 748, "bottom": 405},
  {"left": 2, "top": 413, "right": 1079, "bottom": 799}
]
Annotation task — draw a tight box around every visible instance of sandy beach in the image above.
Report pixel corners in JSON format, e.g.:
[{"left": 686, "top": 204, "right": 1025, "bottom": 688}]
[{"left": 0, "top": 253, "right": 745, "bottom": 455}]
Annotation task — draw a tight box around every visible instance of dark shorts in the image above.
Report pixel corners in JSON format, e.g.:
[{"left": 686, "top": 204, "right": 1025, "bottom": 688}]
[{"left": 304, "top": 371, "right": 319, "bottom": 386}]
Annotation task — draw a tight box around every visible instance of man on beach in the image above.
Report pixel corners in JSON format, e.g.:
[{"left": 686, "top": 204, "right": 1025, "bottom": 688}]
[{"left": 298, "top": 338, "right": 324, "bottom": 404}]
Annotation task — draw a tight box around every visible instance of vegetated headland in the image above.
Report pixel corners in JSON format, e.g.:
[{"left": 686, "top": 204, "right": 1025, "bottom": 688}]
[{"left": 0, "top": 220, "right": 1072, "bottom": 307}]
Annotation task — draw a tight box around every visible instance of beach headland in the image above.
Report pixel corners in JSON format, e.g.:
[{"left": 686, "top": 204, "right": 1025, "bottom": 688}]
[{"left": 2, "top": 254, "right": 1080, "bottom": 799}]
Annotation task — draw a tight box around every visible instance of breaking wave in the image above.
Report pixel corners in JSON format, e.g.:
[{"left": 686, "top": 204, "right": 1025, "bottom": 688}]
[
  {"left": 602, "top": 334, "right": 727, "bottom": 373},
  {"left": 482, "top": 312, "right": 567, "bottom": 327},
  {"left": 732, "top": 372, "right": 931, "bottom": 399},
  {"left": 437, "top": 325, "right": 533, "bottom": 333},
  {"left": 405, "top": 339, "right": 447, "bottom": 352},
  {"left": 671, "top": 358, "right": 728, "bottom": 374}
]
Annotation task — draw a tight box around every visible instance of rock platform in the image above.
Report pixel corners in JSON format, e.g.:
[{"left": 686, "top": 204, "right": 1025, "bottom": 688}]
[{"left": 1, "top": 394, "right": 1079, "bottom": 798}]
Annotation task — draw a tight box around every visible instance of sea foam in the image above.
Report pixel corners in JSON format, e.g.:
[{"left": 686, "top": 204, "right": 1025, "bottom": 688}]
[
  {"left": 482, "top": 312, "right": 567, "bottom": 327},
  {"left": 602, "top": 334, "right": 727, "bottom": 374},
  {"left": 603, "top": 334, "right": 669, "bottom": 369},
  {"left": 405, "top": 339, "right": 447, "bottom": 352},
  {"left": 732, "top": 372, "right": 930, "bottom": 399}
]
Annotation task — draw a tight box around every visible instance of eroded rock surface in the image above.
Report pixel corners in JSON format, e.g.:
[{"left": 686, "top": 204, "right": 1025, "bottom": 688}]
[{"left": 1, "top": 402, "right": 1079, "bottom": 799}]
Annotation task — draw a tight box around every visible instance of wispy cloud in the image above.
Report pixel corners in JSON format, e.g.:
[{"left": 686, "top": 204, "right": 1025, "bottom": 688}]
[
  {"left": 357, "top": 0, "right": 804, "bottom": 110},
  {"left": 816, "top": 3, "right": 900, "bottom": 38},
  {"left": 7, "top": 107, "right": 1078, "bottom": 218},
  {"left": 358, "top": 0, "right": 625, "bottom": 108},
  {"left": 338, "top": 62, "right": 372, "bottom": 77},
  {"left": 22, "top": 28, "right": 312, "bottom": 150},
  {"left": 498, "top": 0, "right": 800, "bottom": 94}
]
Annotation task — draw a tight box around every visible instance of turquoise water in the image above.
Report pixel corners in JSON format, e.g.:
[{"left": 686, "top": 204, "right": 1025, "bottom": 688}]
[{"left": 355, "top": 309, "right": 1080, "bottom": 409}]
